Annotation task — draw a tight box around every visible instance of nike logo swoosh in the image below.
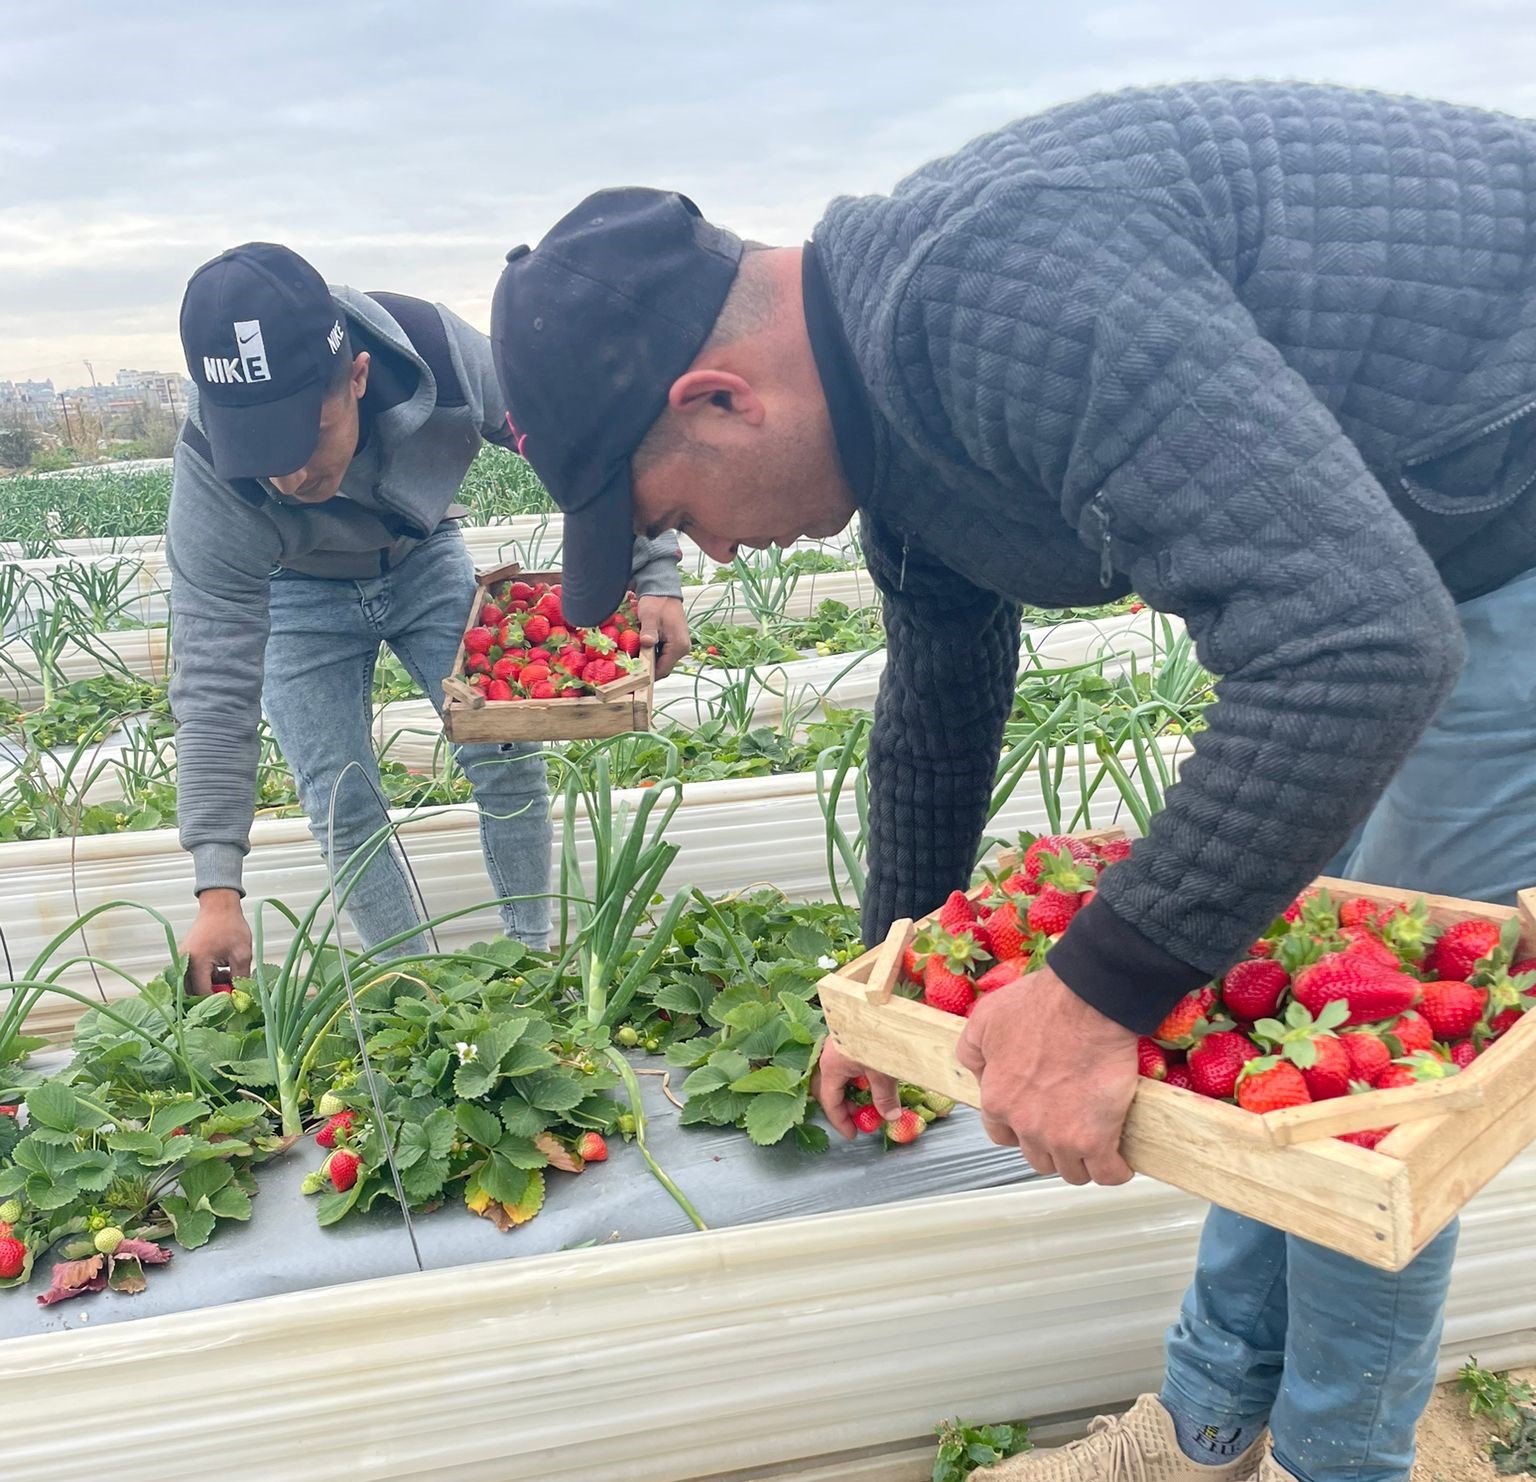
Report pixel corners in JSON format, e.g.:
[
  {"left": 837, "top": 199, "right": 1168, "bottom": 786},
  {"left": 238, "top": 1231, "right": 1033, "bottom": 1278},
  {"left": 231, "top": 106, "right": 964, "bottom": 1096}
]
[{"left": 237, "top": 329, "right": 259, "bottom": 344}]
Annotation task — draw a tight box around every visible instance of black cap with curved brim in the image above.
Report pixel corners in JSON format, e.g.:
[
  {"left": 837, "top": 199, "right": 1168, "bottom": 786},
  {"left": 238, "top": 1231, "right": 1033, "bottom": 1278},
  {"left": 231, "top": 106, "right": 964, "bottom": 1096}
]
[
  {"left": 179, "top": 242, "right": 349, "bottom": 480},
  {"left": 490, "top": 188, "right": 742, "bottom": 627}
]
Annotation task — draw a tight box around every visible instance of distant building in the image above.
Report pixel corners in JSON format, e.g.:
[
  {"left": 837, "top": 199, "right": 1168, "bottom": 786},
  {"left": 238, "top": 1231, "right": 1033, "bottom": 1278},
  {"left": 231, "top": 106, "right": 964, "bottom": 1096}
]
[
  {"left": 0, "top": 379, "right": 58, "bottom": 423},
  {"left": 112, "top": 368, "right": 188, "bottom": 416}
]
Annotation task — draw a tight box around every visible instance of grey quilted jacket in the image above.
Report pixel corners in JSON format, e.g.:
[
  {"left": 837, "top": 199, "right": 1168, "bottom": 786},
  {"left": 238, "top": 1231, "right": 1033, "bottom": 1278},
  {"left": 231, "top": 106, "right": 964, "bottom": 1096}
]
[{"left": 813, "top": 81, "right": 1536, "bottom": 1031}]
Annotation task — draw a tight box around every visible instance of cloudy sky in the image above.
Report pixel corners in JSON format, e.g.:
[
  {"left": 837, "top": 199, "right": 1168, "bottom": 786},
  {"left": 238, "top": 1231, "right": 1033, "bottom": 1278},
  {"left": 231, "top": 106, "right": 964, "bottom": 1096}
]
[{"left": 3, "top": 0, "right": 1534, "bottom": 388}]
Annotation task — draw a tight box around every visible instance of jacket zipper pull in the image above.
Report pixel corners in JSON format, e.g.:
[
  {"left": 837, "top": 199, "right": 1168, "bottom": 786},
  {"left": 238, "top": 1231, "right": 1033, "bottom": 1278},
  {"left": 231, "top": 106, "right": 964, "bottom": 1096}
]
[
  {"left": 1092, "top": 496, "right": 1114, "bottom": 587},
  {"left": 898, "top": 533, "right": 909, "bottom": 593}
]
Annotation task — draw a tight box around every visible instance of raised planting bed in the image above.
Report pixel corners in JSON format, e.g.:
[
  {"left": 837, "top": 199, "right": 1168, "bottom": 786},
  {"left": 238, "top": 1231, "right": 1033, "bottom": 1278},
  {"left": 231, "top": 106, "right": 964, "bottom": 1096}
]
[{"left": 820, "top": 847, "right": 1536, "bottom": 1272}]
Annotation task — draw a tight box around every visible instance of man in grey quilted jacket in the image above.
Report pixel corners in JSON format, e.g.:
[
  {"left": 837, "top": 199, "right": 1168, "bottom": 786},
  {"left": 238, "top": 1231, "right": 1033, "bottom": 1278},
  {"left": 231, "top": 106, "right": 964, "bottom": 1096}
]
[{"left": 490, "top": 83, "right": 1536, "bottom": 1482}]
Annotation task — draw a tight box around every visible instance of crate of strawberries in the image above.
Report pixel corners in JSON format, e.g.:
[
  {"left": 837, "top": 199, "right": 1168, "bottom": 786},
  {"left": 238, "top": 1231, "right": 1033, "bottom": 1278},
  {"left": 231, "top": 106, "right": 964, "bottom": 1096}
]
[
  {"left": 440, "top": 563, "right": 654, "bottom": 743},
  {"left": 817, "top": 828, "right": 1536, "bottom": 1270}
]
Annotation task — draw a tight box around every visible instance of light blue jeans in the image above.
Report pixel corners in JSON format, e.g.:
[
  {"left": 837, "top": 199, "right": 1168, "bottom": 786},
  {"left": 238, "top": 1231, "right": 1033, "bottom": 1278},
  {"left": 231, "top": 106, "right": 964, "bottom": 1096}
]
[
  {"left": 1162, "top": 564, "right": 1536, "bottom": 1481},
  {"left": 262, "top": 524, "right": 550, "bottom": 955}
]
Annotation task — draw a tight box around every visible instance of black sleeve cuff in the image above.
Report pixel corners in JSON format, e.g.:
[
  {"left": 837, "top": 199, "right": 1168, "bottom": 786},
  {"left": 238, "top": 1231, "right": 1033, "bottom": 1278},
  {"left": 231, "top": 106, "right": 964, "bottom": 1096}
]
[{"left": 1046, "top": 894, "right": 1213, "bottom": 1034}]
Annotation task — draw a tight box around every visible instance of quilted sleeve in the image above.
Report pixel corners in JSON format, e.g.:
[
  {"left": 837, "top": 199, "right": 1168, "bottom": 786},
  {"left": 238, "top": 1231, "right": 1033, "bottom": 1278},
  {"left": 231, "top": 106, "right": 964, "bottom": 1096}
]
[
  {"left": 859, "top": 512, "right": 1022, "bottom": 949},
  {"left": 903, "top": 186, "right": 1464, "bottom": 1032}
]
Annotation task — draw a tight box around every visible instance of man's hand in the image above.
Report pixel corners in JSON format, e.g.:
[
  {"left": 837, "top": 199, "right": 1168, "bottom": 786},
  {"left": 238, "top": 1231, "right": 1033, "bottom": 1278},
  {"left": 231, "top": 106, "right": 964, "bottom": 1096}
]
[
  {"left": 636, "top": 594, "right": 690, "bottom": 679},
  {"left": 813, "top": 1038, "right": 901, "bottom": 1139},
  {"left": 181, "top": 889, "right": 253, "bottom": 996},
  {"left": 956, "top": 966, "right": 1139, "bottom": 1186}
]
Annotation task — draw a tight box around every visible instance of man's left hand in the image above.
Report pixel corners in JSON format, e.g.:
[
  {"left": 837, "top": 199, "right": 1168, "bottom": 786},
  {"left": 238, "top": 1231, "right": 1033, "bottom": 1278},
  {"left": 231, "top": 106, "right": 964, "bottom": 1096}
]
[
  {"left": 956, "top": 965, "right": 1140, "bottom": 1186},
  {"left": 636, "top": 595, "right": 691, "bottom": 678}
]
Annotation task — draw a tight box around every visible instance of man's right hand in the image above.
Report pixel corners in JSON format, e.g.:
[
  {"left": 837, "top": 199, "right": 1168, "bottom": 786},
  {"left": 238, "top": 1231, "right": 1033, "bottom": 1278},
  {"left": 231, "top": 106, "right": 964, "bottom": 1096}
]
[
  {"left": 181, "top": 889, "right": 252, "bottom": 995},
  {"left": 812, "top": 1039, "right": 902, "bottom": 1139}
]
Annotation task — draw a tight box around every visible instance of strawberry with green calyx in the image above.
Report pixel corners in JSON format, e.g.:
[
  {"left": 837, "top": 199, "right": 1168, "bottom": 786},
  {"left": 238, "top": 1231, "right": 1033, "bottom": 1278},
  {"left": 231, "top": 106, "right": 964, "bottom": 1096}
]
[
  {"left": 1375, "top": 1050, "right": 1459, "bottom": 1090},
  {"left": 1026, "top": 885, "right": 1082, "bottom": 936},
  {"left": 938, "top": 889, "right": 987, "bottom": 941},
  {"left": 575, "top": 1132, "right": 608, "bottom": 1163},
  {"left": 1187, "top": 1029, "right": 1261, "bottom": 1099},
  {"left": 1373, "top": 898, "right": 1435, "bottom": 966},
  {"left": 922, "top": 928, "right": 988, "bottom": 1016},
  {"left": 315, "top": 1109, "right": 356, "bottom": 1149},
  {"left": 1383, "top": 1010, "right": 1434, "bottom": 1057},
  {"left": 921, "top": 1091, "right": 957, "bottom": 1118},
  {"left": 982, "top": 899, "right": 1029, "bottom": 963},
  {"left": 902, "top": 925, "right": 939, "bottom": 985},
  {"left": 1235, "top": 1057, "right": 1312, "bottom": 1113},
  {"left": 0, "top": 1199, "right": 21, "bottom": 1224},
  {"left": 328, "top": 1149, "right": 362, "bottom": 1192},
  {"left": 1032, "top": 846, "right": 1100, "bottom": 897},
  {"left": 317, "top": 1090, "right": 348, "bottom": 1118},
  {"left": 883, "top": 1109, "right": 925, "bottom": 1145},
  {"left": 1340, "top": 1030, "right": 1394, "bottom": 1085},
  {"left": 1220, "top": 959, "right": 1290, "bottom": 1021},
  {"left": 1153, "top": 986, "right": 1219, "bottom": 1050},
  {"left": 1137, "top": 1037, "right": 1170, "bottom": 1080},
  {"left": 1425, "top": 918, "right": 1503, "bottom": 982},
  {"left": 617, "top": 629, "right": 642, "bottom": 657},
  {"left": 1292, "top": 953, "right": 1421, "bottom": 1026},
  {"left": 1019, "top": 834, "right": 1099, "bottom": 886},
  {"left": 1254, "top": 998, "right": 1349, "bottom": 1067},
  {"left": 94, "top": 1226, "right": 125, "bottom": 1256},
  {"left": 462, "top": 626, "right": 496, "bottom": 655}
]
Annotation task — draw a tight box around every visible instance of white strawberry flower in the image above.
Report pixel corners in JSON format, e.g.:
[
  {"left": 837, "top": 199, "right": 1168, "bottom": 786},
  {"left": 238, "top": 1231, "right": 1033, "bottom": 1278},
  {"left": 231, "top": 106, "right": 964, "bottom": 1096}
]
[
  {"left": 454, "top": 1041, "right": 477, "bottom": 1064},
  {"left": 816, "top": 954, "right": 838, "bottom": 970}
]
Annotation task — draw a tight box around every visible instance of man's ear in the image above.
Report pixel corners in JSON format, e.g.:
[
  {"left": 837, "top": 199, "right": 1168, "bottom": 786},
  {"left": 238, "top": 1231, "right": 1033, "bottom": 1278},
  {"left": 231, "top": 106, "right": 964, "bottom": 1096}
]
[
  {"left": 351, "top": 351, "right": 371, "bottom": 401},
  {"left": 667, "top": 369, "right": 764, "bottom": 427}
]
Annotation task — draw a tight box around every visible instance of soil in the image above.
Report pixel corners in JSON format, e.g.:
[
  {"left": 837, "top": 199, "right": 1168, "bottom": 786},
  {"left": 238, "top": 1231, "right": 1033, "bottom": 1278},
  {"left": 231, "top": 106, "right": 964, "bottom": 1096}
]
[{"left": 1413, "top": 1369, "right": 1536, "bottom": 1482}]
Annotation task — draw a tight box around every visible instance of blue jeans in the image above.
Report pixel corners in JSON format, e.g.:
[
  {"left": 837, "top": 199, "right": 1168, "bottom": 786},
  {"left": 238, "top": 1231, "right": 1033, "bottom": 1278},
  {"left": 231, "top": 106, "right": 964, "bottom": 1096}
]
[
  {"left": 1162, "top": 565, "right": 1536, "bottom": 1481},
  {"left": 262, "top": 524, "right": 550, "bottom": 955}
]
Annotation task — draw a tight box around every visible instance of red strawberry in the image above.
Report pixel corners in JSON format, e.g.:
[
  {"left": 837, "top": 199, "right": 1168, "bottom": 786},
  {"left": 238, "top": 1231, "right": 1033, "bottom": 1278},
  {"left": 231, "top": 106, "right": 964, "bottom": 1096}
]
[
  {"left": 923, "top": 939, "right": 981, "bottom": 1017},
  {"left": 1425, "top": 919, "right": 1502, "bottom": 981},
  {"left": 1021, "top": 834, "right": 1097, "bottom": 885},
  {"left": 902, "top": 928, "right": 936, "bottom": 985},
  {"left": 883, "top": 1109, "right": 925, "bottom": 1144},
  {"left": 1165, "top": 1063, "right": 1195, "bottom": 1091},
  {"left": 852, "top": 1104, "right": 884, "bottom": 1135},
  {"left": 1026, "top": 885, "right": 1082, "bottom": 936},
  {"left": 976, "top": 959, "right": 1028, "bottom": 994},
  {"left": 526, "top": 647, "right": 552, "bottom": 664},
  {"left": 984, "top": 900, "right": 1029, "bottom": 963},
  {"left": 938, "top": 890, "right": 978, "bottom": 934},
  {"left": 851, "top": 1075, "right": 870, "bottom": 1091},
  {"left": 522, "top": 614, "right": 552, "bottom": 646},
  {"left": 328, "top": 1150, "right": 362, "bottom": 1192},
  {"left": 534, "top": 592, "right": 564, "bottom": 625},
  {"left": 491, "top": 657, "right": 519, "bottom": 681},
  {"left": 529, "top": 681, "right": 557, "bottom": 699},
  {"left": 463, "top": 626, "right": 495, "bottom": 654},
  {"left": 1153, "top": 986, "right": 1219, "bottom": 1049},
  {"left": 575, "top": 1132, "right": 608, "bottom": 1163},
  {"left": 1236, "top": 1059, "right": 1311, "bottom": 1113},
  {"left": 1337, "top": 1128, "right": 1389, "bottom": 1151},
  {"left": 1338, "top": 896, "right": 1385, "bottom": 929},
  {"left": 1340, "top": 1031, "right": 1393, "bottom": 1085},
  {"left": 485, "top": 679, "right": 513, "bottom": 702},
  {"left": 1220, "top": 960, "right": 1289, "bottom": 1021},
  {"left": 0, "top": 1105, "right": 18, "bottom": 1117},
  {"left": 1373, "top": 1064, "right": 1418, "bottom": 1090},
  {"left": 1299, "top": 1036, "right": 1353, "bottom": 1101},
  {"left": 1387, "top": 1010, "right": 1434, "bottom": 1056},
  {"left": 314, "top": 1110, "right": 356, "bottom": 1149},
  {"left": 1282, "top": 890, "right": 1317, "bottom": 923},
  {"left": 1341, "top": 930, "right": 1401, "bottom": 973},
  {"left": 518, "top": 661, "right": 550, "bottom": 686},
  {"left": 508, "top": 581, "right": 535, "bottom": 603},
  {"left": 617, "top": 629, "right": 641, "bottom": 657},
  {"left": 1418, "top": 980, "right": 1489, "bottom": 1042},
  {"left": 1292, "top": 954, "right": 1420, "bottom": 1026},
  {"left": 480, "top": 602, "right": 505, "bottom": 626},
  {"left": 1137, "top": 1038, "right": 1169, "bottom": 1080},
  {"left": 1449, "top": 1041, "right": 1480, "bottom": 1069},
  {"left": 0, "top": 1236, "right": 26, "bottom": 1280},
  {"left": 1188, "top": 1031, "right": 1262, "bottom": 1099},
  {"left": 1096, "top": 839, "right": 1132, "bottom": 866},
  {"left": 999, "top": 870, "right": 1032, "bottom": 896}
]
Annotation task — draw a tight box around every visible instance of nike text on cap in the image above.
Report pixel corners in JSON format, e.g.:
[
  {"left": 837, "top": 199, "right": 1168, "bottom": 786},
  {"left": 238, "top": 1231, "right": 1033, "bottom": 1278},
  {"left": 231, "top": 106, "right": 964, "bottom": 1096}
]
[
  {"left": 490, "top": 188, "right": 742, "bottom": 626},
  {"left": 179, "top": 241, "right": 349, "bottom": 481}
]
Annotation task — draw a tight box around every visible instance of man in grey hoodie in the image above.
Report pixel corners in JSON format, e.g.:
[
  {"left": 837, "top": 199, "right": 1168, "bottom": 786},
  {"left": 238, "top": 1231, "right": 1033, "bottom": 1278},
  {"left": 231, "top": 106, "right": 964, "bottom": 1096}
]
[{"left": 170, "top": 242, "right": 685, "bottom": 993}]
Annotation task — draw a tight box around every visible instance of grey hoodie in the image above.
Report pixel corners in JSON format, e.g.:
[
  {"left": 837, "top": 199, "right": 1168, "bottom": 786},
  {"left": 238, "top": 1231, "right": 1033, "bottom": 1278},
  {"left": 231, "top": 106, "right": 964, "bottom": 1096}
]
[{"left": 167, "top": 286, "right": 682, "bottom": 895}]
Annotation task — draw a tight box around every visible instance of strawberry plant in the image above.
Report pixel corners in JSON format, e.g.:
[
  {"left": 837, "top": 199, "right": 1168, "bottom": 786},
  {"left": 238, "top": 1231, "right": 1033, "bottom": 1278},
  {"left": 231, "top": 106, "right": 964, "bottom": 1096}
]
[{"left": 932, "top": 1416, "right": 1031, "bottom": 1480}]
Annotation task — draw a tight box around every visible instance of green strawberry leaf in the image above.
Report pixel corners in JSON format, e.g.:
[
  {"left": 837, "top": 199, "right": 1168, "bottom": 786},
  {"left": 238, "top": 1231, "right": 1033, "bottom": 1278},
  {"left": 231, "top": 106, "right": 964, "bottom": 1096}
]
[
  {"left": 744, "top": 1090, "right": 807, "bottom": 1146},
  {"left": 728, "top": 1065, "right": 801, "bottom": 1095},
  {"left": 454, "top": 1102, "right": 503, "bottom": 1148},
  {"left": 25, "top": 1081, "right": 80, "bottom": 1133},
  {"left": 315, "top": 1183, "right": 364, "bottom": 1228},
  {"left": 160, "top": 1197, "right": 216, "bottom": 1249}
]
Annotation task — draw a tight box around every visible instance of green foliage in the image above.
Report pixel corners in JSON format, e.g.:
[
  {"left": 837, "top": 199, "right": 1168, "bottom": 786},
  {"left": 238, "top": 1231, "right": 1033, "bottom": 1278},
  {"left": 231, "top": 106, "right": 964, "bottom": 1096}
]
[
  {"left": 1461, "top": 1362, "right": 1536, "bottom": 1473},
  {"left": 933, "top": 1417, "right": 1032, "bottom": 1481}
]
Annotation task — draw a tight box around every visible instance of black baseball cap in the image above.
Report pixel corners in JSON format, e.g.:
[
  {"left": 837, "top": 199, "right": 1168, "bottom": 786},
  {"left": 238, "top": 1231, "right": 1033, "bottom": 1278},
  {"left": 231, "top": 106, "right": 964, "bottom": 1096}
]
[
  {"left": 179, "top": 242, "right": 349, "bottom": 480},
  {"left": 490, "top": 188, "right": 743, "bottom": 626}
]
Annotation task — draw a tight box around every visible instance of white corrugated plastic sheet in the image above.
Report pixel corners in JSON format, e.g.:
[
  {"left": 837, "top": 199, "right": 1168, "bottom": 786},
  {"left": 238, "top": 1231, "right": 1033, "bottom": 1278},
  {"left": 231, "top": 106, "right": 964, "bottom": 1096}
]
[{"left": 6, "top": 1151, "right": 1534, "bottom": 1482}]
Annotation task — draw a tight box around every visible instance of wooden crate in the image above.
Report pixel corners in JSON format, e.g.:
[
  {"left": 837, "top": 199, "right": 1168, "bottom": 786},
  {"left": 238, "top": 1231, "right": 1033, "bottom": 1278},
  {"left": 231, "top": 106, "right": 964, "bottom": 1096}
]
[
  {"left": 441, "top": 562, "right": 653, "bottom": 742},
  {"left": 818, "top": 838, "right": 1536, "bottom": 1271}
]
